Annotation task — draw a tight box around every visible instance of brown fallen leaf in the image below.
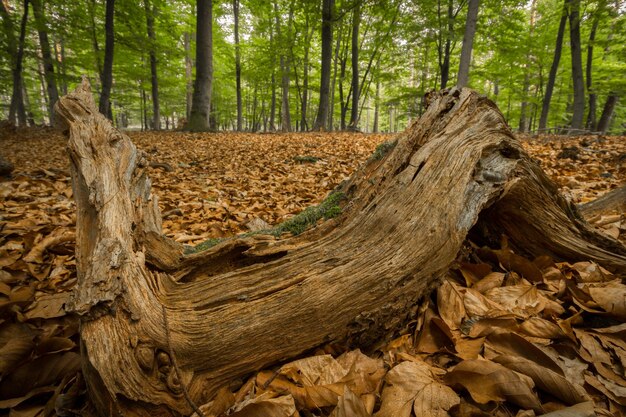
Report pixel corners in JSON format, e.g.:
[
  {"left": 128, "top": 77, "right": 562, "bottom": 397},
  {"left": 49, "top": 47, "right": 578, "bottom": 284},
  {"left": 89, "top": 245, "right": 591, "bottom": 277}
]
[
  {"left": 485, "top": 284, "right": 548, "bottom": 316},
  {"left": 193, "top": 386, "right": 235, "bottom": 417},
  {"left": 472, "top": 272, "right": 505, "bottom": 294},
  {"left": 330, "top": 386, "right": 370, "bottom": 417},
  {"left": 444, "top": 359, "right": 542, "bottom": 412},
  {"left": 584, "top": 373, "right": 626, "bottom": 406},
  {"left": 375, "top": 360, "right": 459, "bottom": 417},
  {"left": 492, "top": 355, "right": 589, "bottom": 405},
  {"left": 437, "top": 279, "right": 466, "bottom": 330},
  {"left": 535, "top": 401, "right": 595, "bottom": 417},
  {"left": 587, "top": 280, "right": 626, "bottom": 319},
  {"left": 23, "top": 292, "right": 70, "bottom": 320},
  {"left": 0, "top": 352, "right": 81, "bottom": 399},
  {"left": 228, "top": 393, "right": 297, "bottom": 417},
  {"left": 0, "top": 323, "right": 36, "bottom": 375},
  {"left": 485, "top": 331, "right": 563, "bottom": 375},
  {"left": 519, "top": 317, "right": 565, "bottom": 339}
]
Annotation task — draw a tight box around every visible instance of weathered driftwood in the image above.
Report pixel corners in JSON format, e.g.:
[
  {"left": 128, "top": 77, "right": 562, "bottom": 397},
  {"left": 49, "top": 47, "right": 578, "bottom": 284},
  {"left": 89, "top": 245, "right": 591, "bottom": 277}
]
[{"left": 55, "top": 80, "right": 626, "bottom": 416}]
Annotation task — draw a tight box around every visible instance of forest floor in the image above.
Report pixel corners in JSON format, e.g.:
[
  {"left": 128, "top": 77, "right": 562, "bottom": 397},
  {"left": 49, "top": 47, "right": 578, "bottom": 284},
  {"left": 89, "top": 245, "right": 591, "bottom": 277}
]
[{"left": 0, "top": 128, "right": 625, "bottom": 416}]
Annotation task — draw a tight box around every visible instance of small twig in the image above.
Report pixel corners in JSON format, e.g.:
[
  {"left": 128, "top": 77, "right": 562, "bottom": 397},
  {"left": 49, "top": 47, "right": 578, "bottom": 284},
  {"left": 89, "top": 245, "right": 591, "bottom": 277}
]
[{"left": 161, "top": 304, "right": 206, "bottom": 417}]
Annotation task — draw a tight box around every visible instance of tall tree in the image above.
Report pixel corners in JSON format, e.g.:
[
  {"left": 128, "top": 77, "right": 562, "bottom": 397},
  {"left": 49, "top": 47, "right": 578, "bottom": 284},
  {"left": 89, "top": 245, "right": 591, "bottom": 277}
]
[
  {"left": 188, "top": 0, "right": 214, "bottom": 131},
  {"left": 538, "top": 0, "right": 567, "bottom": 131},
  {"left": 144, "top": 0, "right": 160, "bottom": 130},
  {"left": 456, "top": 0, "right": 480, "bottom": 88},
  {"left": 348, "top": 1, "right": 360, "bottom": 130},
  {"left": 585, "top": 6, "right": 601, "bottom": 131},
  {"left": 99, "top": 0, "right": 115, "bottom": 119},
  {"left": 597, "top": 94, "right": 618, "bottom": 133},
  {"left": 233, "top": 0, "right": 242, "bottom": 131},
  {"left": 1, "top": 0, "right": 28, "bottom": 126},
  {"left": 274, "top": 1, "right": 292, "bottom": 132},
  {"left": 313, "top": 0, "right": 333, "bottom": 130},
  {"left": 184, "top": 32, "right": 193, "bottom": 120},
  {"left": 31, "top": 0, "right": 60, "bottom": 124},
  {"left": 437, "top": 0, "right": 455, "bottom": 89},
  {"left": 518, "top": 0, "right": 536, "bottom": 133},
  {"left": 567, "top": 0, "right": 585, "bottom": 131}
]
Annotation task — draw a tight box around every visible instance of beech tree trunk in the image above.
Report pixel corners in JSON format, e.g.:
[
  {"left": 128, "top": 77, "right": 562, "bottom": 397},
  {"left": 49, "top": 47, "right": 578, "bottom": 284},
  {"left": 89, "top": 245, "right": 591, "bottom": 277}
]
[
  {"left": 348, "top": 1, "right": 360, "bottom": 130},
  {"left": 538, "top": 0, "right": 567, "bottom": 131},
  {"left": 597, "top": 94, "right": 618, "bottom": 134},
  {"left": 188, "top": 0, "right": 213, "bottom": 131},
  {"left": 31, "top": 0, "right": 59, "bottom": 125},
  {"left": 314, "top": 0, "right": 333, "bottom": 131},
  {"left": 99, "top": 0, "right": 115, "bottom": 120},
  {"left": 585, "top": 10, "right": 600, "bottom": 131},
  {"left": 456, "top": 0, "right": 480, "bottom": 88},
  {"left": 55, "top": 81, "right": 626, "bottom": 417},
  {"left": 233, "top": 0, "right": 242, "bottom": 131},
  {"left": 568, "top": 0, "right": 585, "bottom": 132},
  {"left": 145, "top": 0, "right": 160, "bottom": 130}
]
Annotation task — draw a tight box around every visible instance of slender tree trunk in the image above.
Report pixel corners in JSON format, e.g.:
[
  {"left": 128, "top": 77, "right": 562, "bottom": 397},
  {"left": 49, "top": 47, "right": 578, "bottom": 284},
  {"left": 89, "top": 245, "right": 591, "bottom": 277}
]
[
  {"left": 585, "top": 11, "right": 600, "bottom": 131},
  {"left": 188, "top": 0, "right": 213, "bottom": 131},
  {"left": 347, "top": 1, "right": 360, "bottom": 130},
  {"left": 538, "top": 0, "right": 567, "bottom": 131},
  {"left": 456, "top": 0, "right": 480, "bottom": 88},
  {"left": 568, "top": 0, "right": 585, "bottom": 132},
  {"left": 183, "top": 32, "right": 193, "bottom": 120},
  {"left": 373, "top": 76, "right": 380, "bottom": 133},
  {"left": 313, "top": 0, "right": 333, "bottom": 131},
  {"left": 2, "top": 0, "right": 28, "bottom": 126},
  {"left": 99, "top": 0, "right": 114, "bottom": 120},
  {"left": 275, "top": 1, "right": 292, "bottom": 132},
  {"left": 439, "top": 0, "right": 453, "bottom": 89},
  {"left": 31, "top": 0, "right": 60, "bottom": 124},
  {"left": 329, "top": 26, "right": 341, "bottom": 131},
  {"left": 88, "top": 0, "right": 102, "bottom": 81},
  {"left": 233, "top": 0, "right": 242, "bottom": 131},
  {"left": 597, "top": 94, "right": 618, "bottom": 133},
  {"left": 300, "top": 20, "right": 312, "bottom": 132},
  {"left": 518, "top": 0, "right": 536, "bottom": 133},
  {"left": 144, "top": 0, "right": 160, "bottom": 130},
  {"left": 269, "top": 19, "right": 277, "bottom": 131},
  {"left": 58, "top": 37, "right": 68, "bottom": 95}
]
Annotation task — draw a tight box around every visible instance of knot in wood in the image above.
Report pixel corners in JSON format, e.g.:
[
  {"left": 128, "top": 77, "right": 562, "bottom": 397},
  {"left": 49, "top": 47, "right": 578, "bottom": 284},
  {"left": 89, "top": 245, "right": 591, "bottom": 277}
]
[
  {"left": 135, "top": 344, "right": 154, "bottom": 372},
  {"left": 166, "top": 369, "right": 183, "bottom": 395}
]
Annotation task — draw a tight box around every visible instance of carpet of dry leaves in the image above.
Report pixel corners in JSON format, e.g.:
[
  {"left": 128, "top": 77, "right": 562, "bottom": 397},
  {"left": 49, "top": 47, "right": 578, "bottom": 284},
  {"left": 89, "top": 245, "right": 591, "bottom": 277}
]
[{"left": 0, "top": 127, "right": 625, "bottom": 417}]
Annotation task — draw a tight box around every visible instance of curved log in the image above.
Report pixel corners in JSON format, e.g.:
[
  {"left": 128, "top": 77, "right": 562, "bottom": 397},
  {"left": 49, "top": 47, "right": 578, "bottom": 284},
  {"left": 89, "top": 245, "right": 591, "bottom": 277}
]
[{"left": 54, "top": 81, "right": 626, "bottom": 416}]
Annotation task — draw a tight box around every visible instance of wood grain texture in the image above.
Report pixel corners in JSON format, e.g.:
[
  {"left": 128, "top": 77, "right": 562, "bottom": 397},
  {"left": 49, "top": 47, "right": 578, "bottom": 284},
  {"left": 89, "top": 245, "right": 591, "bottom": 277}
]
[{"left": 55, "top": 81, "right": 626, "bottom": 416}]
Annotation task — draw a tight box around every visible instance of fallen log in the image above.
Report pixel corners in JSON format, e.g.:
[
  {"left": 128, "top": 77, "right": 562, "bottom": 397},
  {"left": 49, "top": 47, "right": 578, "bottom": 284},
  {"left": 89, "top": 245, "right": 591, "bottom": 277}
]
[
  {"left": 579, "top": 184, "right": 626, "bottom": 218},
  {"left": 54, "top": 81, "right": 626, "bottom": 417}
]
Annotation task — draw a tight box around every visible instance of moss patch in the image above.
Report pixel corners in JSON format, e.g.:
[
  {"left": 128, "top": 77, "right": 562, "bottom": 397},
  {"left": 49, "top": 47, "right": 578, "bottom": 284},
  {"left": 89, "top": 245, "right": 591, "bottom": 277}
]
[
  {"left": 369, "top": 139, "right": 398, "bottom": 161},
  {"left": 187, "top": 191, "right": 347, "bottom": 254}
]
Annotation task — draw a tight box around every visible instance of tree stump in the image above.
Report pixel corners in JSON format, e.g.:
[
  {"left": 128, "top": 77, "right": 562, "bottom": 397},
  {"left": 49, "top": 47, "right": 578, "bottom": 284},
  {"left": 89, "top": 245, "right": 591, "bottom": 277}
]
[{"left": 54, "top": 80, "right": 626, "bottom": 416}]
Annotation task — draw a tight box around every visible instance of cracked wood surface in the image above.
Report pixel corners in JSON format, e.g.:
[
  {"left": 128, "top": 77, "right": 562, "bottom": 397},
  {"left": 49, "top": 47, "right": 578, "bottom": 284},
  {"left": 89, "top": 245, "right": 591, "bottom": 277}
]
[{"left": 55, "top": 81, "right": 626, "bottom": 416}]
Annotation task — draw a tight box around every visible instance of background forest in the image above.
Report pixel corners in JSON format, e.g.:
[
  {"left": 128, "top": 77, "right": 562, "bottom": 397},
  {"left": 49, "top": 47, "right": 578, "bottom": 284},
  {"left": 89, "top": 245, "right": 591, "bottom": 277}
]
[{"left": 0, "top": 0, "right": 625, "bottom": 134}]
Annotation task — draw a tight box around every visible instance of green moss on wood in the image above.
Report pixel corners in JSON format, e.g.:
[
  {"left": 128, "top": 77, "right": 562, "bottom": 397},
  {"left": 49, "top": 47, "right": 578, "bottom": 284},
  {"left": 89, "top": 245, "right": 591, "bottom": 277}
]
[
  {"left": 187, "top": 191, "right": 347, "bottom": 254},
  {"left": 370, "top": 139, "right": 398, "bottom": 161}
]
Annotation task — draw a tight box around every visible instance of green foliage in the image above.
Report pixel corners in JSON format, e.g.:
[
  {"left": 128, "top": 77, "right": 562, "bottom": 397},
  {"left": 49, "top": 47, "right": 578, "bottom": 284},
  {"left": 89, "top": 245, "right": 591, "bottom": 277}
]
[{"left": 1, "top": 0, "right": 625, "bottom": 133}]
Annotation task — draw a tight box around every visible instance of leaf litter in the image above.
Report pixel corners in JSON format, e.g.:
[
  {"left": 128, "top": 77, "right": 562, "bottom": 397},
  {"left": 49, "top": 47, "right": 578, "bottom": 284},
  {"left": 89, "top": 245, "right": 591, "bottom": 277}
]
[{"left": 1, "top": 127, "right": 625, "bottom": 416}]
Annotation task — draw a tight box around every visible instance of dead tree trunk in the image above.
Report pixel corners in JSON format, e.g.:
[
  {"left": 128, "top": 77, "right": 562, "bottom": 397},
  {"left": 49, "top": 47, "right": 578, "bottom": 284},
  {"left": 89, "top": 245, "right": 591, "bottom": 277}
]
[{"left": 54, "top": 81, "right": 626, "bottom": 417}]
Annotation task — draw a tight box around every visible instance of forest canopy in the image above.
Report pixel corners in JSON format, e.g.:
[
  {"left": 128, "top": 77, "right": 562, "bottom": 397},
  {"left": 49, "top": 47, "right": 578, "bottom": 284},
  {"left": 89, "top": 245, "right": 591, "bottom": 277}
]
[{"left": 0, "top": 0, "right": 624, "bottom": 134}]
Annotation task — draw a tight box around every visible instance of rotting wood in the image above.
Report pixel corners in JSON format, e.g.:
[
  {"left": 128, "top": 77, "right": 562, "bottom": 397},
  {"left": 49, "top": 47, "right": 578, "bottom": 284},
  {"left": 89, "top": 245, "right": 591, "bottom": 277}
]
[
  {"left": 54, "top": 80, "right": 626, "bottom": 416},
  {"left": 579, "top": 184, "right": 626, "bottom": 218}
]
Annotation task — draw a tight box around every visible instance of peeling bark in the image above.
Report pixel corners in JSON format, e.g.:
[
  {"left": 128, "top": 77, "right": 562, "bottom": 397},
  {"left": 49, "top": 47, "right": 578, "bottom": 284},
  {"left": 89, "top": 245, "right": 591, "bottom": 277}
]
[{"left": 55, "top": 82, "right": 626, "bottom": 417}]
